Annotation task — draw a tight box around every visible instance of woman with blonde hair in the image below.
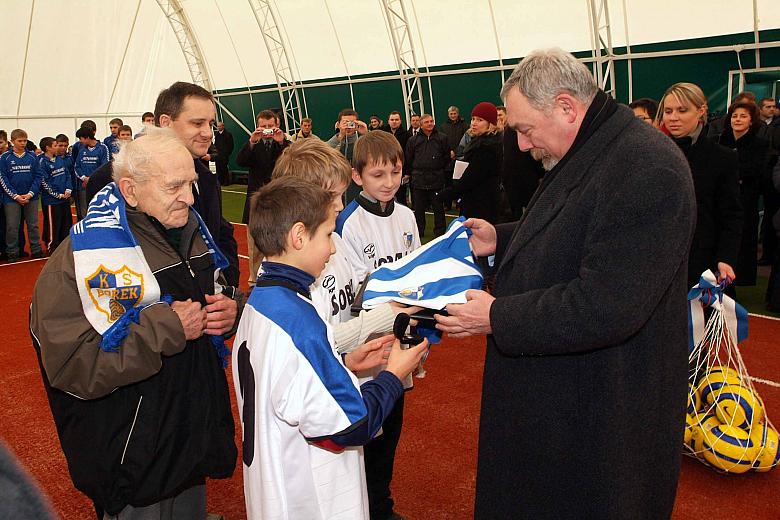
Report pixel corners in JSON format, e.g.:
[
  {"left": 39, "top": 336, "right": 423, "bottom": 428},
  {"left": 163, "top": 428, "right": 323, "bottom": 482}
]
[
  {"left": 437, "top": 101, "right": 502, "bottom": 223},
  {"left": 658, "top": 82, "right": 743, "bottom": 289}
]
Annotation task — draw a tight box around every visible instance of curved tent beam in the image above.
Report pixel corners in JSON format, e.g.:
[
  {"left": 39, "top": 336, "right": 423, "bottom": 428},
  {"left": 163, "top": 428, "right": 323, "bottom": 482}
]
[
  {"left": 381, "top": 0, "right": 425, "bottom": 124},
  {"left": 247, "top": 0, "right": 304, "bottom": 134},
  {"left": 155, "top": 0, "right": 213, "bottom": 91}
]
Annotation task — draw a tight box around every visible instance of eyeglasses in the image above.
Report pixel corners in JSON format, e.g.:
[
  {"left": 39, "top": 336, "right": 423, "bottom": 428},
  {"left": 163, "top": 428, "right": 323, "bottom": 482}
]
[{"left": 636, "top": 115, "right": 653, "bottom": 121}]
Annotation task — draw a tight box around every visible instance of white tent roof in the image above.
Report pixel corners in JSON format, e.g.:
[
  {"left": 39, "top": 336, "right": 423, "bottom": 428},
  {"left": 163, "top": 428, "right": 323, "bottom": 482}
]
[{"left": 1, "top": 0, "right": 778, "bottom": 138}]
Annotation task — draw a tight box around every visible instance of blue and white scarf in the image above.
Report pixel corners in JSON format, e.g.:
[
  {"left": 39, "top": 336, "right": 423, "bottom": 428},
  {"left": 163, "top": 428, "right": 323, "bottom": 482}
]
[
  {"left": 362, "top": 217, "right": 483, "bottom": 310},
  {"left": 71, "top": 183, "right": 230, "bottom": 364},
  {"left": 687, "top": 270, "right": 749, "bottom": 352}
]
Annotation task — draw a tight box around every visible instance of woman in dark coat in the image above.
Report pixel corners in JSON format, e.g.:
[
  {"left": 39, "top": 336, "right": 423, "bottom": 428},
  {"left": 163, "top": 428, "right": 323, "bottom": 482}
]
[
  {"left": 657, "top": 83, "right": 742, "bottom": 289},
  {"left": 438, "top": 102, "right": 503, "bottom": 224},
  {"left": 717, "top": 101, "right": 769, "bottom": 286}
]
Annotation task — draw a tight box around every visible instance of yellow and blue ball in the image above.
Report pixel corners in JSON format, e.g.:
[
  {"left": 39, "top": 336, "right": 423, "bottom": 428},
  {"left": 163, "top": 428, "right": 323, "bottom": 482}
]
[
  {"left": 750, "top": 422, "right": 780, "bottom": 473},
  {"left": 689, "top": 414, "right": 720, "bottom": 454},
  {"left": 700, "top": 423, "right": 758, "bottom": 473},
  {"left": 687, "top": 383, "right": 702, "bottom": 415},
  {"left": 713, "top": 384, "right": 764, "bottom": 429},
  {"left": 697, "top": 368, "right": 742, "bottom": 405}
]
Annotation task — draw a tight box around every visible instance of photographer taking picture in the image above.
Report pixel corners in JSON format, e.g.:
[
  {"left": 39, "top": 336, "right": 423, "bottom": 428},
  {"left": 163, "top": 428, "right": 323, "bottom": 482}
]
[
  {"left": 328, "top": 108, "right": 369, "bottom": 203},
  {"left": 236, "top": 109, "right": 291, "bottom": 286}
]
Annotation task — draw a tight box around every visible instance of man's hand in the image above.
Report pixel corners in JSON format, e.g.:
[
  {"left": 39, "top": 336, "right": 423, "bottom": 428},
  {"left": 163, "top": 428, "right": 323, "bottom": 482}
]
[
  {"left": 249, "top": 128, "right": 264, "bottom": 145},
  {"left": 171, "top": 299, "right": 207, "bottom": 340},
  {"left": 355, "top": 120, "right": 369, "bottom": 135},
  {"left": 344, "top": 334, "right": 394, "bottom": 372},
  {"left": 464, "top": 218, "right": 497, "bottom": 257},
  {"left": 204, "top": 293, "right": 238, "bottom": 336},
  {"left": 435, "top": 289, "right": 495, "bottom": 337},
  {"left": 201, "top": 153, "right": 211, "bottom": 161},
  {"left": 717, "top": 262, "right": 736, "bottom": 284},
  {"left": 386, "top": 338, "right": 429, "bottom": 381},
  {"left": 272, "top": 128, "right": 285, "bottom": 143}
]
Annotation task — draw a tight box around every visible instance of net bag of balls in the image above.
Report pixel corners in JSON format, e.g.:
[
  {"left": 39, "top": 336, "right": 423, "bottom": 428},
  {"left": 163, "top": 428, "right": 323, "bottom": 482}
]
[{"left": 685, "top": 270, "right": 778, "bottom": 473}]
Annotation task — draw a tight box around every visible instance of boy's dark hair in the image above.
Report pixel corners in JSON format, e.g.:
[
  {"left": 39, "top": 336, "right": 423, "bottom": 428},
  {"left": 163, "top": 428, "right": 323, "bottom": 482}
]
[
  {"left": 256, "top": 110, "right": 277, "bottom": 123},
  {"left": 628, "top": 98, "right": 659, "bottom": 120},
  {"left": 55, "top": 134, "right": 69, "bottom": 143},
  {"left": 249, "top": 177, "right": 332, "bottom": 257},
  {"left": 109, "top": 118, "right": 124, "bottom": 126},
  {"left": 353, "top": 130, "right": 404, "bottom": 175},
  {"left": 80, "top": 120, "right": 97, "bottom": 132},
  {"left": 75, "top": 127, "right": 95, "bottom": 140},
  {"left": 154, "top": 82, "right": 213, "bottom": 125},
  {"left": 0, "top": 130, "right": 7, "bottom": 141},
  {"left": 118, "top": 125, "right": 133, "bottom": 135},
  {"left": 338, "top": 108, "right": 358, "bottom": 121},
  {"left": 10, "top": 129, "right": 28, "bottom": 141},
  {"left": 141, "top": 111, "right": 155, "bottom": 121},
  {"left": 39, "top": 137, "right": 56, "bottom": 152}
]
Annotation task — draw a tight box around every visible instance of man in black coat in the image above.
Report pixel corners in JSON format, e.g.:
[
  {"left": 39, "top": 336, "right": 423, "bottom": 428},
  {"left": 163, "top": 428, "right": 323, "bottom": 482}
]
[
  {"left": 436, "top": 49, "right": 696, "bottom": 519},
  {"left": 405, "top": 114, "right": 449, "bottom": 237},
  {"left": 236, "top": 109, "right": 290, "bottom": 284},
  {"left": 214, "top": 121, "right": 234, "bottom": 186},
  {"left": 381, "top": 111, "right": 410, "bottom": 204}
]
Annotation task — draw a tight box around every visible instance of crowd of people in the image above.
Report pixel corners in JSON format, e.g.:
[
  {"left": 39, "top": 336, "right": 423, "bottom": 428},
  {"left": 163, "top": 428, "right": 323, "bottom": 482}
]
[{"left": 4, "top": 47, "right": 780, "bottom": 520}]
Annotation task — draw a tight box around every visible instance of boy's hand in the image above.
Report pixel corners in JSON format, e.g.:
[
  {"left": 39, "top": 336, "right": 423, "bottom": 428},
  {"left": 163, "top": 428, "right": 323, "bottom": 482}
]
[
  {"left": 203, "top": 293, "right": 238, "bottom": 336},
  {"left": 386, "top": 338, "right": 429, "bottom": 381},
  {"left": 344, "top": 334, "right": 393, "bottom": 372}
]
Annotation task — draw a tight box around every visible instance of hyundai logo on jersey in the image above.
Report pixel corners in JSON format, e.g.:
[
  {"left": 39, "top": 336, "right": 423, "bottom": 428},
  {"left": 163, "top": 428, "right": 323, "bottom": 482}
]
[
  {"left": 363, "top": 243, "right": 376, "bottom": 259},
  {"left": 322, "top": 275, "right": 336, "bottom": 292}
]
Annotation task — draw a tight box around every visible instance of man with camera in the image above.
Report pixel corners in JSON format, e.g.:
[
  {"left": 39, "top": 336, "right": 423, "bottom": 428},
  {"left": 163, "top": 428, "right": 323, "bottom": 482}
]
[
  {"left": 327, "top": 108, "right": 369, "bottom": 203},
  {"left": 236, "top": 109, "right": 290, "bottom": 285}
]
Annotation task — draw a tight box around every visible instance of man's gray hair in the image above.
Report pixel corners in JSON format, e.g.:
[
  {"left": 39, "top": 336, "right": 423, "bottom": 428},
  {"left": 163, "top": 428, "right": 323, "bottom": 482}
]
[
  {"left": 113, "top": 127, "right": 189, "bottom": 184},
  {"left": 500, "top": 48, "right": 597, "bottom": 111}
]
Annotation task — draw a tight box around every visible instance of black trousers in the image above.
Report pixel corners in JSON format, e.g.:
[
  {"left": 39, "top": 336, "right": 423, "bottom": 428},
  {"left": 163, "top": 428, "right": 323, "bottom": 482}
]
[
  {"left": 216, "top": 159, "right": 231, "bottom": 186},
  {"left": 365, "top": 393, "right": 405, "bottom": 520},
  {"left": 412, "top": 188, "right": 445, "bottom": 238},
  {"left": 42, "top": 202, "right": 73, "bottom": 254}
]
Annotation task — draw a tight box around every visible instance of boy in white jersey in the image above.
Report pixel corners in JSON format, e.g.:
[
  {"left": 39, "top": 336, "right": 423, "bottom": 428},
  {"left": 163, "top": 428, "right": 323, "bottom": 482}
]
[
  {"left": 233, "top": 177, "right": 428, "bottom": 520},
  {"left": 335, "top": 131, "right": 421, "bottom": 520}
]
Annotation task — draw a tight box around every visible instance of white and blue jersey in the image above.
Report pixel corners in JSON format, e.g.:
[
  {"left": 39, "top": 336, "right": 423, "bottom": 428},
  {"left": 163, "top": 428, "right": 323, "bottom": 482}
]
[
  {"left": 38, "top": 155, "right": 73, "bottom": 206},
  {"left": 335, "top": 194, "right": 421, "bottom": 281},
  {"left": 312, "top": 233, "right": 363, "bottom": 326},
  {"left": 74, "top": 142, "right": 109, "bottom": 181},
  {"left": 103, "top": 135, "right": 120, "bottom": 157},
  {"left": 233, "top": 262, "right": 403, "bottom": 520},
  {"left": 0, "top": 150, "right": 42, "bottom": 204}
]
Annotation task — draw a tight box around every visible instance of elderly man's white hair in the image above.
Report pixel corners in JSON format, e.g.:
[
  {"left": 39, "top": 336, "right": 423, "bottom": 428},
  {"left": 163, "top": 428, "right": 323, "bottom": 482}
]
[
  {"left": 500, "top": 48, "right": 597, "bottom": 111},
  {"left": 112, "top": 127, "right": 190, "bottom": 183}
]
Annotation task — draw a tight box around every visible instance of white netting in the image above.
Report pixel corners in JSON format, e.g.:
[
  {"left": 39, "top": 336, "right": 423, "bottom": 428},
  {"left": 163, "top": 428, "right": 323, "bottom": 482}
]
[{"left": 684, "top": 272, "right": 778, "bottom": 473}]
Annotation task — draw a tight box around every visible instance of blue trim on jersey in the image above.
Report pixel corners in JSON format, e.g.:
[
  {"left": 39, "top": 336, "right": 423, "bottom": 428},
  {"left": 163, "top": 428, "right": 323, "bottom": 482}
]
[
  {"left": 335, "top": 199, "right": 360, "bottom": 236},
  {"left": 363, "top": 273, "right": 483, "bottom": 303},
  {"left": 247, "top": 285, "right": 368, "bottom": 424}
]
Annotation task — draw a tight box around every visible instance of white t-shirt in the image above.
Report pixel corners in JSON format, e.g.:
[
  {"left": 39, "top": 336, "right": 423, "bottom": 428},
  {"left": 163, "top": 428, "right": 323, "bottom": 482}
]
[{"left": 233, "top": 284, "right": 370, "bottom": 520}]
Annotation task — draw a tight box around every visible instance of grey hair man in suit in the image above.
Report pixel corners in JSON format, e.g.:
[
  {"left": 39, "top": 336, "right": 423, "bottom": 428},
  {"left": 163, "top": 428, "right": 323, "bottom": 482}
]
[{"left": 436, "top": 48, "right": 696, "bottom": 519}]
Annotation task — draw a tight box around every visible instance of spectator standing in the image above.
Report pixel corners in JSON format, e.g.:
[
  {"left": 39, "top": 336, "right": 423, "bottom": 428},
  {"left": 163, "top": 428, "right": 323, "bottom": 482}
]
[
  {"left": 438, "top": 102, "right": 502, "bottom": 224},
  {"left": 629, "top": 98, "right": 658, "bottom": 124},
  {"left": 327, "top": 108, "right": 369, "bottom": 203},
  {"left": 496, "top": 106, "right": 507, "bottom": 131},
  {"left": 37, "top": 137, "right": 72, "bottom": 255},
  {"left": 103, "top": 118, "right": 123, "bottom": 158},
  {"left": 717, "top": 101, "right": 769, "bottom": 286},
  {"left": 134, "top": 112, "right": 155, "bottom": 139},
  {"left": 291, "top": 117, "right": 318, "bottom": 142},
  {"left": 440, "top": 106, "right": 469, "bottom": 192},
  {"left": 0, "top": 129, "right": 44, "bottom": 261},
  {"left": 236, "top": 109, "right": 291, "bottom": 285},
  {"left": 658, "top": 82, "right": 742, "bottom": 288},
  {"left": 405, "top": 114, "right": 449, "bottom": 237},
  {"left": 407, "top": 114, "right": 421, "bottom": 137},
  {"left": 214, "top": 121, "right": 235, "bottom": 186},
  {"left": 758, "top": 97, "right": 780, "bottom": 265},
  {"left": 73, "top": 127, "right": 109, "bottom": 220},
  {"left": 369, "top": 115, "right": 384, "bottom": 131},
  {"left": 382, "top": 111, "right": 410, "bottom": 205}
]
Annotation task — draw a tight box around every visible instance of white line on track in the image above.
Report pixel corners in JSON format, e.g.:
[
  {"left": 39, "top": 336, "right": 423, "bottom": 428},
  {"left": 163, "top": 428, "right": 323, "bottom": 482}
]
[{"left": 0, "top": 257, "right": 47, "bottom": 267}]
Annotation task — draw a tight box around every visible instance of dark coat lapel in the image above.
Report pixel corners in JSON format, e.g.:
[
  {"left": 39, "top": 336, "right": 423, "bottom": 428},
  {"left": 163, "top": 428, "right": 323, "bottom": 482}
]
[{"left": 498, "top": 106, "right": 634, "bottom": 270}]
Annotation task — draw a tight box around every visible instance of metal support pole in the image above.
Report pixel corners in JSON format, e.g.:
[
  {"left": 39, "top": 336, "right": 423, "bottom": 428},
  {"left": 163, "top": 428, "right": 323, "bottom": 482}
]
[
  {"left": 381, "top": 0, "right": 426, "bottom": 124},
  {"left": 155, "top": 0, "right": 213, "bottom": 91},
  {"left": 587, "top": 0, "right": 616, "bottom": 97}
]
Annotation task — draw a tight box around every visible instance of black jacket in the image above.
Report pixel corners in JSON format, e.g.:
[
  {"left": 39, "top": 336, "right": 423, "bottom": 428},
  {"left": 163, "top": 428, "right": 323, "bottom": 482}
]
[
  {"left": 675, "top": 133, "right": 742, "bottom": 286},
  {"left": 214, "top": 130, "right": 234, "bottom": 164},
  {"left": 380, "top": 125, "right": 410, "bottom": 154},
  {"left": 405, "top": 129, "right": 449, "bottom": 190},
  {"left": 31, "top": 209, "right": 238, "bottom": 515},
  {"left": 440, "top": 117, "right": 469, "bottom": 153},
  {"left": 236, "top": 138, "right": 289, "bottom": 222},
  {"left": 438, "top": 132, "right": 502, "bottom": 223}
]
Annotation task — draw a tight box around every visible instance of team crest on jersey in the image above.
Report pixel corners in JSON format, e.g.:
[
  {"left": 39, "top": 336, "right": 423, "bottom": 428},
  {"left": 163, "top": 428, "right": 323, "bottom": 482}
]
[
  {"left": 322, "top": 275, "right": 336, "bottom": 293},
  {"left": 85, "top": 265, "right": 145, "bottom": 322},
  {"left": 363, "top": 243, "right": 376, "bottom": 260},
  {"left": 398, "top": 286, "right": 424, "bottom": 300},
  {"left": 403, "top": 232, "right": 414, "bottom": 249}
]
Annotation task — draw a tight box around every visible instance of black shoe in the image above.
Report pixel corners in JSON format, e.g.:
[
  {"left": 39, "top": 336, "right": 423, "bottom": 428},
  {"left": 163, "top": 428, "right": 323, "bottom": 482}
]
[
  {"left": 20, "top": 251, "right": 30, "bottom": 258},
  {"left": 7, "top": 256, "right": 18, "bottom": 263},
  {"left": 758, "top": 257, "right": 773, "bottom": 266},
  {"left": 31, "top": 251, "right": 45, "bottom": 259},
  {"left": 385, "top": 512, "right": 406, "bottom": 520}
]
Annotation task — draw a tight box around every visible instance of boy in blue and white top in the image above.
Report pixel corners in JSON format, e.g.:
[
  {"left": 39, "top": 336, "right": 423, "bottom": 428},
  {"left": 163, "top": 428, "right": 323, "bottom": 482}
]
[
  {"left": 73, "top": 127, "right": 109, "bottom": 219},
  {"left": 103, "top": 117, "right": 124, "bottom": 158},
  {"left": 0, "top": 129, "right": 43, "bottom": 261},
  {"left": 233, "top": 177, "right": 427, "bottom": 520},
  {"left": 37, "top": 137, "right": 72, "bottom": 254},
  {"left": 335, "top": 130, "right": 421, "bottom": 520}
]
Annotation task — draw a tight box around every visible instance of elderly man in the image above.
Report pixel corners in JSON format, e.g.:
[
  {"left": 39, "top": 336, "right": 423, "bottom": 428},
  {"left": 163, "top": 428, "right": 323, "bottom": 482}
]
[
  {"left": 30, "top": 129, "right": 241, "bottom": 519},
  {"left": 436, "top": 49, "right": 696, "bottom": 518}
]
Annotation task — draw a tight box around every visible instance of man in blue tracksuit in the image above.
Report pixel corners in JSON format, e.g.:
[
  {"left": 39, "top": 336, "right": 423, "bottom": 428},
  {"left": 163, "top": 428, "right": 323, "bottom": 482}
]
[
  {"left": 38, "top": 137, "right": 73, "bottom": 254},
  {"left": 73, "top": 127, "right": 109, "bottom": 219},
  {"left": 0, "top": 129, "right": 44, "bottom": 261}
]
